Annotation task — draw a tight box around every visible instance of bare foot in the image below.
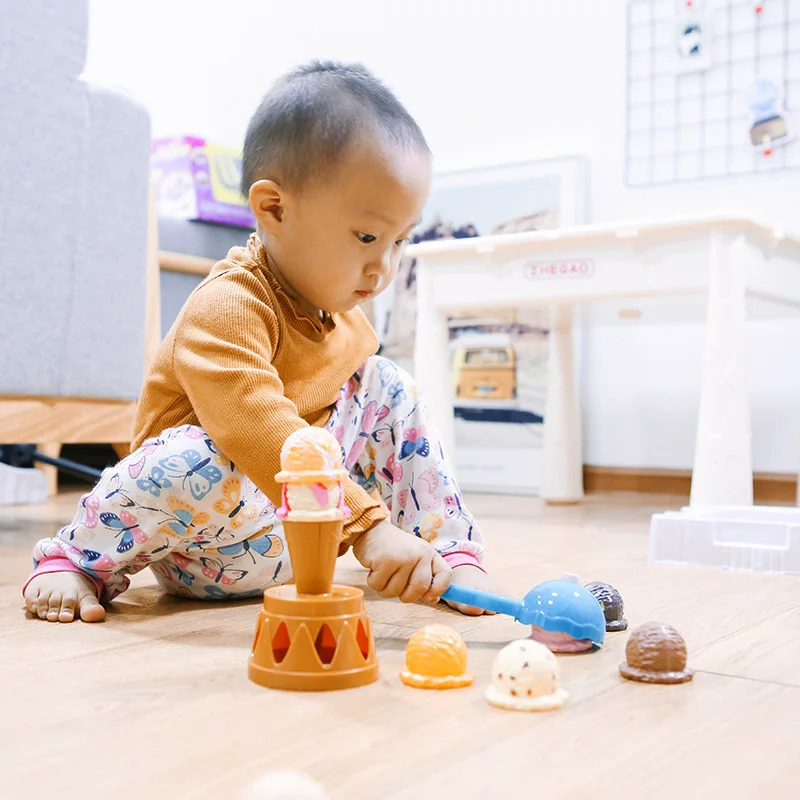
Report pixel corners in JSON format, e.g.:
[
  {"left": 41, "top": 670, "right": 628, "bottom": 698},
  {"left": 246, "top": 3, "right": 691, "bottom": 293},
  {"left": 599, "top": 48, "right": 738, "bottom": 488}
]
[{"left": 23, "top": 572, "right": 105, "bottom": 623}]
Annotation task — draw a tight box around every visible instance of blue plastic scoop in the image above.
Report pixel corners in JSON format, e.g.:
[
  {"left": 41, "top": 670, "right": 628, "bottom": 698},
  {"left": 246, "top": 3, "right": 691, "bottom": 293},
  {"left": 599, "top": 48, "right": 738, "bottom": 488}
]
[{"left": 441, "top": 574, "right": 605, "bottom": 645}]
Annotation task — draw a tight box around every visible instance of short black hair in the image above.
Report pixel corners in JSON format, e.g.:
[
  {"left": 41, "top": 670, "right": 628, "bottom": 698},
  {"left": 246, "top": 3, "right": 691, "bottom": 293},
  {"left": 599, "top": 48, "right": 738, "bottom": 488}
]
[{"left": 240, "top": 60, "right": 430, "bottom": 197}]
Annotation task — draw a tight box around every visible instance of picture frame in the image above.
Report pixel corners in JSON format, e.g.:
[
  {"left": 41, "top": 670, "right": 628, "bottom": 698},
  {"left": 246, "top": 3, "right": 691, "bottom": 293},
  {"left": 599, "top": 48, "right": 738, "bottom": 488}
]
[
  {"left": 376, "top": 155, "right": 590, "bottom": 495},
  {"left": 377, "top": 154, "right": 590, "bottom": 355}
]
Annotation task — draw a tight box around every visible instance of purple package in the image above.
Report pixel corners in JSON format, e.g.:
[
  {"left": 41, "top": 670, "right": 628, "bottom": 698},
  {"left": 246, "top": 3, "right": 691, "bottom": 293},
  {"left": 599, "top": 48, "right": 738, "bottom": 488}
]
[{"left": 151, "top": 136, "right": 255, "bottom": 229}]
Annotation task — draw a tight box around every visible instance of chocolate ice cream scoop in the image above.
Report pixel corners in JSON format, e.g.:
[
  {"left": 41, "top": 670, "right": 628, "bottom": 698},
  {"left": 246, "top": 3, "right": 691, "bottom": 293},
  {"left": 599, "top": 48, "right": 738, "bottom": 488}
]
[
  {"left": 585, "top": 581, "right": 628, "bottom": 632},
  {"left": 619, "top": 621, "right": 693, "bottom": 684}
]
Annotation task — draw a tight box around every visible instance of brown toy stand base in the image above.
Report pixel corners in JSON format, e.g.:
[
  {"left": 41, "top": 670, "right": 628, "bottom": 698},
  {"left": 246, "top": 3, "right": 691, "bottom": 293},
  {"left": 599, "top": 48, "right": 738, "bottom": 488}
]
[
  {"left": 248, "top": 520, "right": 379, "bottom": 691},
  {"left": 249, "top": 584, "right": 379, "bottom": 691}
]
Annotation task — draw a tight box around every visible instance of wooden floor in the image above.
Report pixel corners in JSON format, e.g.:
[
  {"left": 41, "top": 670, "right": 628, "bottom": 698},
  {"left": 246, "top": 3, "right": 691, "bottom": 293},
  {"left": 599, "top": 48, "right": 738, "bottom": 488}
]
[{"left": 2, "top": 490, "right": 799, "bottom": 800}]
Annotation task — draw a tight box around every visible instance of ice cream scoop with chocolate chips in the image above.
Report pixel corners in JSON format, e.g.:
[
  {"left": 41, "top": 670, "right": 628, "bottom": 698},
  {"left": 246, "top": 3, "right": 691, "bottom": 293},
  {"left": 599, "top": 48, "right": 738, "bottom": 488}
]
[{"left": 486, "top": 639, "right": 568, "bottom": 712}]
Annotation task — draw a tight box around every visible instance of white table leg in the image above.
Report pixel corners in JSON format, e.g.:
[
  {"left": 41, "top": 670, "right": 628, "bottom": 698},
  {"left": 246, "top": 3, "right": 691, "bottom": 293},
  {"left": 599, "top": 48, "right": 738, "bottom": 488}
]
[
  {"left": 413, "top": 259, "right": 457, "bottom": 463},
  {"left": 542, "top": 303, "right": 584, "bottom": 504},
  {"left": 690, "top": 232, "right": 753, "bottom": 507}
]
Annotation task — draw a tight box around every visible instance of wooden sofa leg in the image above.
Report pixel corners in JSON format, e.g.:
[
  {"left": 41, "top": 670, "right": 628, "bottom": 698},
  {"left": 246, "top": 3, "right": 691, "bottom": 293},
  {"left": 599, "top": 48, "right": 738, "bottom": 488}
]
[{"left": 36, "top": 442, "right": 60, "bottom": 496}]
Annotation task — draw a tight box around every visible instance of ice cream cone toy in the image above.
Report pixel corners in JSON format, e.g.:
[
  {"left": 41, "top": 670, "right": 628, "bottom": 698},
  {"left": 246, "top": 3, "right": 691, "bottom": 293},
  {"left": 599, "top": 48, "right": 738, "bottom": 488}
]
[
  {"left": 440, "top": 573, "right": 605, "bottom": 652},
  {"left": 248, "top": 428, "right": 379, "bottom": 691},
  {"left": 400, "top": 624, "right": 474, "bottom": 689},
  {"left": 274, "top": 426, "right": 351, "bottom": 596}
]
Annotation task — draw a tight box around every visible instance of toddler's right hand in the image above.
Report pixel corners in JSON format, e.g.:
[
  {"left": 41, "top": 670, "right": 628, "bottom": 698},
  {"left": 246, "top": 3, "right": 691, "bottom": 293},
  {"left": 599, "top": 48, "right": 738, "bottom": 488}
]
[{"left": 351, "top": 520, "right": 452, "bottom": 604}]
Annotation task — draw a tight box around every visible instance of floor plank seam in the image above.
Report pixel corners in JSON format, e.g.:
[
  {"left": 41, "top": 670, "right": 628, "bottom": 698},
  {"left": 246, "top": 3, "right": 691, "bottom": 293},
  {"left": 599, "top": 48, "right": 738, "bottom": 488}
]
[
  {"left": 693, "top": 668, "right": 800, "bottom": 689},
  {"left": 693, "top": 602, "right": 800, "bottom": 655}
]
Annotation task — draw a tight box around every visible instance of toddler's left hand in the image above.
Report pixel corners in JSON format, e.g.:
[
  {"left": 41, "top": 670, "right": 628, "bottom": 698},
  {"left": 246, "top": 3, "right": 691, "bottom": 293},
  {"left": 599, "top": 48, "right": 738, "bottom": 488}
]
[{"left": 442, "top": 564, "right": 508, "bottom": 616}]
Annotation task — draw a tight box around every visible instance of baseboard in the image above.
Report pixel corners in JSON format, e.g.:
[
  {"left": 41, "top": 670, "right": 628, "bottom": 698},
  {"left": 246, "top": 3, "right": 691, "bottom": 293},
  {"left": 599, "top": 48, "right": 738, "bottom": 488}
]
[{"left": 583, "top": 465, "right": 798, "bottom": 505}]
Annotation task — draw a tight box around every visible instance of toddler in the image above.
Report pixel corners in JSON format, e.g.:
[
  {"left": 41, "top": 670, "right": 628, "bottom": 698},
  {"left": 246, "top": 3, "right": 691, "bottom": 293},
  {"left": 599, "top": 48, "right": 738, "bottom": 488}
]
[{"left": 23, "top": 61, "right": 501, "bottom": 623}]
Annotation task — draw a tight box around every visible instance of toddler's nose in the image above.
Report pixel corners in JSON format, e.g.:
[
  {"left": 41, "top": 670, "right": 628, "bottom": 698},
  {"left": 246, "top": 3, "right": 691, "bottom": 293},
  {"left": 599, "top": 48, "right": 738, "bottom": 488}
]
[{"left": 366, "top": 249, "right": 393, "bottom": 279}]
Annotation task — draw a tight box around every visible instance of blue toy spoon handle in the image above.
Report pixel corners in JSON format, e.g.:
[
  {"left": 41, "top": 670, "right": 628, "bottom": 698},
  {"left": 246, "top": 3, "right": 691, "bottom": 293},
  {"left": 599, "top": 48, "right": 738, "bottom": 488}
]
[{"left": 441, "top": 583, "right": 523, "bottom": 620}]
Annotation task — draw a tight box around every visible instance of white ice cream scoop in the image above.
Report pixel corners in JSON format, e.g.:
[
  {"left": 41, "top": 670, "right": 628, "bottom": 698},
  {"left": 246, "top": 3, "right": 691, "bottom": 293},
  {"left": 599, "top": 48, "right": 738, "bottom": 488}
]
[{"left": 486, "top": 639, "right": 568, "bottom": 711}]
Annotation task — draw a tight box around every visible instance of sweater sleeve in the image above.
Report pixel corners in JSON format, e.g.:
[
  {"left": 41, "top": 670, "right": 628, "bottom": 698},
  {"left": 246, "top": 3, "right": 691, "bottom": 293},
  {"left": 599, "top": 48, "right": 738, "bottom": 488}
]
[{"left": 171, "top": 272, "right": 388, "bottom": 540}]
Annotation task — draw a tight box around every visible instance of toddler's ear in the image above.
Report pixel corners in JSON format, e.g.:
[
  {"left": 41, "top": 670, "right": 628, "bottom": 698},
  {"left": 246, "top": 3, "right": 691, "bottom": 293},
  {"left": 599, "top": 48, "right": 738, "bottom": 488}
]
[{"left": 249, "top": 179, "right": 286, "bottom": 233}]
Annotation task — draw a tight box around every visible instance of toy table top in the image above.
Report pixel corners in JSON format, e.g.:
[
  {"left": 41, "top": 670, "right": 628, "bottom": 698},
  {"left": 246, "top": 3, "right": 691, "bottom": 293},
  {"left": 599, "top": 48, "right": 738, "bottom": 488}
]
[
  {"left": 406, "top": 213, "right": 800, "bottom": 260},
  {"left": 407, "top": 213, "right": 800, "bottom": 324}
]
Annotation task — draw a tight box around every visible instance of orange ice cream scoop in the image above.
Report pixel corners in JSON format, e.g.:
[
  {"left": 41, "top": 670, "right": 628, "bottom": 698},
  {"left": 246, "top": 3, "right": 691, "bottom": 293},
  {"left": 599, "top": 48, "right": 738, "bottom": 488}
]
[
  {"left": 276, "top": 427, "right": 348, "bottom": 484},
  {"left": 400, "top": 624, "right": 474, "bottom": 689},
  {"left": 275, "top": 428, "right": 349, "bottom": 522}
]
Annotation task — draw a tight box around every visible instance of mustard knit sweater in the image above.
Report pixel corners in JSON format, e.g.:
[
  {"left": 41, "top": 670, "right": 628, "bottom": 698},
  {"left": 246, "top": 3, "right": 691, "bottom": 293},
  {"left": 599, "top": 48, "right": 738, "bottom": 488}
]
[{"left": 132, "top": 234, "right": 389, "bottom": 538}]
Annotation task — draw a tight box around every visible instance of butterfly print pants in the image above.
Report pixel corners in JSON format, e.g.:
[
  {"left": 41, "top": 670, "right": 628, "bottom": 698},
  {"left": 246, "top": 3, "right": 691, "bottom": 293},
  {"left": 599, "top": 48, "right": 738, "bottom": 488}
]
[{"left": 28, "top": 356, "right": 485, "bottom": 601}]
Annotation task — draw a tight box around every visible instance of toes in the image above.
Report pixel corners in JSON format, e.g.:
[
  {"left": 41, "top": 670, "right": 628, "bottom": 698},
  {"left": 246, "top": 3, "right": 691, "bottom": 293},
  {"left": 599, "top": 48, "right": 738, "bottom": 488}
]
[
  {"left": 58, "top": 593, "right": 78, "bottom": 623},
  {"left": 46, "top": 592, "right": 63, "bottom": 621},
  {"left": 78, "top": 594, "right": 105, "bottom": 623},
  {"left": 23, "top": 587, "right": 40, "bottom": 615},
  {"left": 36, "top": 595, "right": 51, "bottom": 620}
]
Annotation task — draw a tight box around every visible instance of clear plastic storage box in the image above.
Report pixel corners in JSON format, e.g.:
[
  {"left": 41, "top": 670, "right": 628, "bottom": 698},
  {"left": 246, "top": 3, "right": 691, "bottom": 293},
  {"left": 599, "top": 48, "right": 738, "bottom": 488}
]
[{"left": 650, "top": 505, "right": 800, "bottom": 575}]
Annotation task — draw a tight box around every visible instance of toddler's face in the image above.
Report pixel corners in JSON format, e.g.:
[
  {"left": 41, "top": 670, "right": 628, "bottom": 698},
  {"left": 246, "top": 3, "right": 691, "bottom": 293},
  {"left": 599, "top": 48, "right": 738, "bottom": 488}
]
[{"left": 260, "top": 139, "right": 431, "bottom": 314}]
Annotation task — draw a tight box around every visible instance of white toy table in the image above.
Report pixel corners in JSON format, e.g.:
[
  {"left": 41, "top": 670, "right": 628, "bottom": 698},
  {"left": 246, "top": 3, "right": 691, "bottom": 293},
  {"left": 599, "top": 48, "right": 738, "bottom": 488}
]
[{"left": 407, "top": 215, "right": 800, "bottom": 505}]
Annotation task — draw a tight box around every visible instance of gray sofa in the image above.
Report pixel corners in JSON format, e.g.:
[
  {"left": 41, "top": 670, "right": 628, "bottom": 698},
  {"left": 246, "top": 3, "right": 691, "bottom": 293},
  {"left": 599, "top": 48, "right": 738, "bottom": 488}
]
[{"left": 0, "top": 0, "right": 151, "bottom": 402}]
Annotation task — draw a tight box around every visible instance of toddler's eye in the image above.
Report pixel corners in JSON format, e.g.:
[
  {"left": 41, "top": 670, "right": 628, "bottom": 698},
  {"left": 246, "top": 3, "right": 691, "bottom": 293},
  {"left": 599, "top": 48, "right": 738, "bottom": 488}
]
[
  {"left": 395, "top": 238, "right": 410, "bottom": 247},
  {"left": 356, "top": 232, "right": 376, "bottom": 244}
]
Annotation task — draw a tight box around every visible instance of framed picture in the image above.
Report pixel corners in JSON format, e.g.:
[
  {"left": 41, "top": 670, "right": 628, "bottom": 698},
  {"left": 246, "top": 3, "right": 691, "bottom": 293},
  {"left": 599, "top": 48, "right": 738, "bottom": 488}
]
[
  {"left": 377, "top": 155, "right": 590, "bottom": 356},
  {"left": 376, "top": 155, "right": 589, "bottom": 495}
]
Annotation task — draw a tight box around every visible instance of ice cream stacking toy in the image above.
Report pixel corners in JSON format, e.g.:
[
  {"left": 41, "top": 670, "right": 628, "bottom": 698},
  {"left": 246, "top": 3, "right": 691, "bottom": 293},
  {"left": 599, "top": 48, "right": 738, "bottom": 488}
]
[{"left": 248, "top": 428, "right": 379, "bottom": 691}]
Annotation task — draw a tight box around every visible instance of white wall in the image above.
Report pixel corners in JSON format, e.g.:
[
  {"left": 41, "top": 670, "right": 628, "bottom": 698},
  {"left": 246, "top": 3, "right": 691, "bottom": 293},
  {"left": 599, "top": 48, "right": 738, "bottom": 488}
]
[{"left": 86, "top": 0, "right": 800, "bottom": 473}]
